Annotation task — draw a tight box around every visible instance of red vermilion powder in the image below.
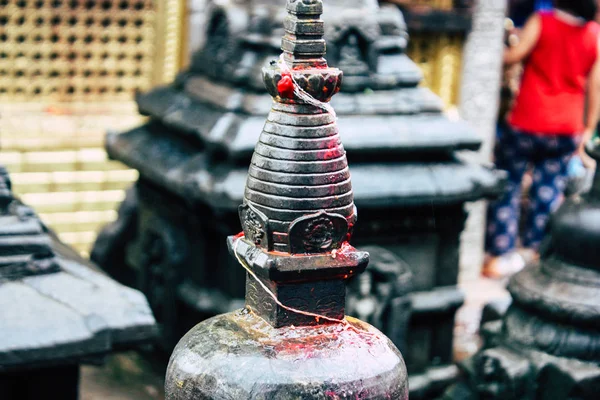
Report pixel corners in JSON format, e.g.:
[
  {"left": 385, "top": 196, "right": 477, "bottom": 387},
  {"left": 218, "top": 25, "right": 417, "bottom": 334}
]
[{"left": 277, "top": 74, "right": 295, "bottom": 99}]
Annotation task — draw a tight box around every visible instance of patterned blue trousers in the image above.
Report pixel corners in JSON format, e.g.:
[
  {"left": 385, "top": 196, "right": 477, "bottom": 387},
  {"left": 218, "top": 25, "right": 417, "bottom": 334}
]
[{"left": 485, "top": 126, "right": 580, "bottom": 256}]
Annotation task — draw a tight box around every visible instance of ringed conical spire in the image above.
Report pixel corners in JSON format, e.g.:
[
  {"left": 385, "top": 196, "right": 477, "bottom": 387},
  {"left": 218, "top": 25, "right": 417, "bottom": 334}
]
[{"left": 240, "top": 0, "right": 354, "bottom": 254}]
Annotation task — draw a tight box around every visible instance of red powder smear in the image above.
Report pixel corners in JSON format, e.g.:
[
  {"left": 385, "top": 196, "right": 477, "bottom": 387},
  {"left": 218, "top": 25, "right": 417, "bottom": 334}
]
[
  {"left": 322, "top": 149, "right": 339, "bottom": 160},
  {"left": 339, "top": 241, "right": 355, "bottom": 254},
  {"left": 264, "top": 241, "right": 357, "bottom": 257},
  {"left": 292, "top": 64, "right": 328, "bottom": 70},
  {"left": 268, "top": 249, "right": 293, "bottom": 257},
  {"left": 346, "top": 221, "right": 355, "bottom": 242},
  {"left": 277, "top": 73, "right": 295, "bottom": 99}
]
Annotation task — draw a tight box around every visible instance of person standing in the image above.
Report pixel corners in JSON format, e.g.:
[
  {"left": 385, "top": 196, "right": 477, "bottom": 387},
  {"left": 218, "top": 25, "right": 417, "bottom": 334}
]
[{"left": 484, "top": 0, "right": 600, "bottom": 278}]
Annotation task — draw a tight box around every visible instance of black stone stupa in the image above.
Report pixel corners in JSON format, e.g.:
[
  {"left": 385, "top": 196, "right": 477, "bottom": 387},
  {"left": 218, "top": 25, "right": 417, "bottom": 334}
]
[
  {"left": 442, "top": 140, "right": 600, "bottom": 400},
  {"left": 92, "top": 0, "right": 504, "bottom": 397},
  {"left": 166, "top": 2, "right": 407, "bottom": 397}
]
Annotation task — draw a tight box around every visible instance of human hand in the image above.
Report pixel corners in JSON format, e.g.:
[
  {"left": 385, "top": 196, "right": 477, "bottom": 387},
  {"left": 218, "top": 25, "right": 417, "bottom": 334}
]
[
  {"left": 579, "top": 128, "right": 594, "bottom": 152},
  {"left": 579, "top": 129, "right": 596, "bottom": 168}
]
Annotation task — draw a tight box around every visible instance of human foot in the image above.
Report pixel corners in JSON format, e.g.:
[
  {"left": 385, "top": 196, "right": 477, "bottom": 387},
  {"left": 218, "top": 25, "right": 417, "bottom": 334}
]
[
  {"left": 518, "top": 248, "right": 539, "bottom": 264},
  {"left": 482, "top": 252, "right": 525, "bottom": 279}
]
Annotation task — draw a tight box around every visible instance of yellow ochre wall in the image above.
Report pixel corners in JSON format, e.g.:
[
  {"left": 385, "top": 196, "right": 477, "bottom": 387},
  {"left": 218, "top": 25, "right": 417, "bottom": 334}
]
[{"left": 0, "top": 0, "right": 184, "bottom": 255}]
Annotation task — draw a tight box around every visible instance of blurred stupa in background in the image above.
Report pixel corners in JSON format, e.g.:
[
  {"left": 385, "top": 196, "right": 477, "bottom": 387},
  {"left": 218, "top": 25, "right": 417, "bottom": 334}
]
[
  {"left": 0, "top": 164, "right": 156, "bottom": 399},
  {"left": 443, "top": 143, "right": 600, "bottom": 400}
]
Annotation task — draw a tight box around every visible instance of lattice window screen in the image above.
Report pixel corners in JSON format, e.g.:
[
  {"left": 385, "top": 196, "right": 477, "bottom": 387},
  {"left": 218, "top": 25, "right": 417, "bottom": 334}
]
[
  {"left": 0, "top": 0, "right": 185, "bottom": 255},
  {"left": 0, "top": 0, "right": 184, "bottom": 100}
]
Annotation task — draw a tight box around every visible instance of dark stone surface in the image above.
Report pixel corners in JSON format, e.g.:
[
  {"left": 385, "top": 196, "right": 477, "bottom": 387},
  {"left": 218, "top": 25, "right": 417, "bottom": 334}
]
[
  {"left": 166, "top": 311, "right": 408, "bottom": 400},
  {"left": 134, "top": 85, "right": 479, "bottom": 161},
  {"left": 480, "top": 297, "right": 511, "bottom": 327},
  {"left": 441, "top": 141, "right": 600, "bottom": 399},
  {"left": 105, "top": 123, "right": 502, "bottom": 212},
  {"left": 0, "top": 365, "right": 80, "bottom": 400},
  {"left": 347, "top": 245, "right": 413, "bottom": 353},
  {"left": 0, "top": 164, "right": 157, "bottom": 399}
]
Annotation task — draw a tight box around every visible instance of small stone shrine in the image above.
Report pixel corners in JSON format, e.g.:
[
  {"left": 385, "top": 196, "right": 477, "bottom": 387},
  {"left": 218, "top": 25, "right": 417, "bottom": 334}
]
[
  {"left": 165, "top": 2, "right": 407, "bottom": 397},
  {"left": 0, "top": 165, "right": 156, "bottom": 399},
  {"left": 92, "top": 0, "right": 504, "bottom": 397},
  {"left": 442, "top": 141, "right": 600, "bottom": 400}
]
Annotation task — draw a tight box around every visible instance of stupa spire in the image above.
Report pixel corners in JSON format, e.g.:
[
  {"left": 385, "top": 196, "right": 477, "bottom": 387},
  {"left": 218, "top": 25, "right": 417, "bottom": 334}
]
[
  {"left": 161, "top": 2, "right": 406, "bottom": 399},
  {"left": 240, "top": 0, "right": 352, "bottom": 256},
  {"left": 282, "top": 0, "right": 327, "bottom": 68}
]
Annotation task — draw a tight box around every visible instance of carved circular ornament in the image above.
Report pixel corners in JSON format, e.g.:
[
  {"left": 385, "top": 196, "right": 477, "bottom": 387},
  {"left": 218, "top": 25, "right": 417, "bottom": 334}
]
[
  {"left": 303, "top": 217, "right": 334, "bottom": 251},
  {"left": 288, "top": 212, "right": 349, "bottom": 254}
]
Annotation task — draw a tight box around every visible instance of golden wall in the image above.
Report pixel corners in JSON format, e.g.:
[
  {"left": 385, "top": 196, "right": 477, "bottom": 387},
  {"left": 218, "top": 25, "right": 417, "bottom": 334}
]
[
  {"left": 409, "top": 0, "right": 453, "bottom": 9},
  {"left": 407, "top": 32, "right": 465, "bottom": 108},
  {"left": 0, "top": 0, "right": 185, "bottom": 255}
]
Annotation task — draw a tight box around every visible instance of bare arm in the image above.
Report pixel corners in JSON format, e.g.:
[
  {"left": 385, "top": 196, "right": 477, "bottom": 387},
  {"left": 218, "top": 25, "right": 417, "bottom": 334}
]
[
  {"left": 504, "top": 14, "right": 541, "bottom": 66},
  {"left": 585, "top": 42, "right": 600, "bottom": 135},
  {"left": 578, "top": 40, "right": 600, "bottom": 166}
]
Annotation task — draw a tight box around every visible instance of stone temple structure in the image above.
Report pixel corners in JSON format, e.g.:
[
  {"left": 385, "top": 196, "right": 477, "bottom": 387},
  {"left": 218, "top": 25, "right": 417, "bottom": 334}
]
[
  {"left": 442, "top": 140, "right": 600, "bottom": 400},
  {"left": 166, "top": 1, "right": 407, "bottom": 398},
  {"left": 92, "top": 0, "right": 504, "bottom": 397},
  {"left": 0, "top": 165, "right": 157, "bottom": 399}
]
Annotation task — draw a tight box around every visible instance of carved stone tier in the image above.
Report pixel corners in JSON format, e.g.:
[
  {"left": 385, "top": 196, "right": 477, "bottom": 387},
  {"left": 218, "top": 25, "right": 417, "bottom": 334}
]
[
  {"left": 166, "top": 311, "right": 407, "bottom": 399},
  {"left": 0, "top": 165, "right": 157, "bottom": 399},
  {"left": 242, "top": 106, "right": 355, "bottom": 253},
  {"left": 229, "top": 236, "right": 368, "bottom": 327}
]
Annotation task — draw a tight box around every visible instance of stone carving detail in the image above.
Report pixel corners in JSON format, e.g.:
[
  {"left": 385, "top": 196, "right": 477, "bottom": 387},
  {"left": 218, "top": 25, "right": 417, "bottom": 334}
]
[
  {"left": 346, "top": 246, "right": 413, "bottom": 354},
  {"left": 239, "top": 203, "right": 269, "bottom": 248},
  {"left": 335, "top": 31, "right": 372, "bottom": 76},
  {"left": 288, "top": 212, "right": 348, "bottom": 254},
  {"left": 166, "top": 1, "right": 408, "bottom": 398},
  {"left": 245, "top": 277, "right": 276, "bottom": 316},
  {"left": 348, "top": 273, "right": 379, "bottom": 323},
  {"left": 130, "top": 213, "right": 186, "bottom": 349},
  {"left": 303, "top": 217, "right": 335, "bottom": 250}
]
